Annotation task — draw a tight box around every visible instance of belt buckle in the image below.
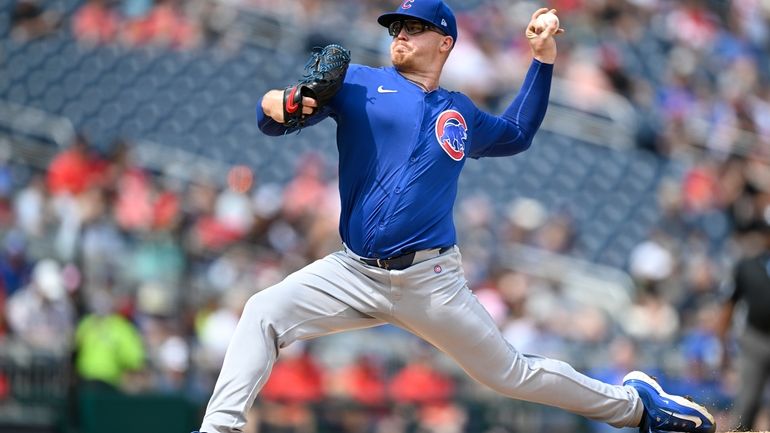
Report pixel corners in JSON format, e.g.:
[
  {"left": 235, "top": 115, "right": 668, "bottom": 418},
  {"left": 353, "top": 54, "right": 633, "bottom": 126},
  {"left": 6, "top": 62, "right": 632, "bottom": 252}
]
[{"left": 376, "top": 258, "right": 389, "bottom": 270}]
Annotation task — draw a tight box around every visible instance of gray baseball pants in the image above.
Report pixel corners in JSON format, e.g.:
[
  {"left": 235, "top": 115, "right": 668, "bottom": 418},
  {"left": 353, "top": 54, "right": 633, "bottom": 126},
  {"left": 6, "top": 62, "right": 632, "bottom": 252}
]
[{"left": 200, "top": 246, "right": 643, "bottom": 433}]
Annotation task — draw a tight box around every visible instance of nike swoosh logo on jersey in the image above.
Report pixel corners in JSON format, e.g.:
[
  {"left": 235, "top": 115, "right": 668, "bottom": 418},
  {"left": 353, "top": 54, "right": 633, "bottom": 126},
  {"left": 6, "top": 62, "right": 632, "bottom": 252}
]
[
  {"left": 377, "top": 85, "right": 398, "bottom": 93},
  {"left": 662, "top": 410, "right": 703, "bottom": 428}
]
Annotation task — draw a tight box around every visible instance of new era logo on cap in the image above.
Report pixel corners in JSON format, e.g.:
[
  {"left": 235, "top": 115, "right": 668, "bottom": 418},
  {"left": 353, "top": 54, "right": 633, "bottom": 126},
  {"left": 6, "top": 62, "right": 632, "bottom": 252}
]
[{"left": 377, "top": 0, "right": 458, "bottom": 43}]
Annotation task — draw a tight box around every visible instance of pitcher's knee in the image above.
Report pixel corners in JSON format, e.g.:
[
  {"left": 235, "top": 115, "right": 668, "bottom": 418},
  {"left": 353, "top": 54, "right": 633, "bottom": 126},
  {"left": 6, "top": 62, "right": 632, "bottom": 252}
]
[
  {"left": 242, "top": 291, "right": 299, "bottom": 346},
  {"left": 242, "top": 292, "right": 280, "bottom": 321},
  {"left": 242, "top": 292, "right": 265, "bottom": 315}
]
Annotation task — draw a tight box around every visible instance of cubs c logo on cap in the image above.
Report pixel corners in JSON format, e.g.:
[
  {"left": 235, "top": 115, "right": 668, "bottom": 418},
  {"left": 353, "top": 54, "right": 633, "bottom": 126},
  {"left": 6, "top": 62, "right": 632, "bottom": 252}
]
[{"left": 435, "top": 110, "right": 467, "bottom": 161}]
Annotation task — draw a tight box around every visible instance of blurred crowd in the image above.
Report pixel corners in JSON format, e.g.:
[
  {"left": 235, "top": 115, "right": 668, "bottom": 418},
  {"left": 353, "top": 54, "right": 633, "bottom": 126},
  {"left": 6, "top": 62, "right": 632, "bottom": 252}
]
[
  {"left": 4, "top": 0, "right": 770, "bottom": 432},
  {"left": 10, "top": 0, "right": 770, "bottom": 153},
  {"left": 0, "top": 134, "right": 766, "bottom": 432}
]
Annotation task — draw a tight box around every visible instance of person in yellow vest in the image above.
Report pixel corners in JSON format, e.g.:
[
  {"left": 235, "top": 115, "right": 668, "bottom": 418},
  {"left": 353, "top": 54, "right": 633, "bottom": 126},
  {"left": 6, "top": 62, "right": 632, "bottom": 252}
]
[{"left": 74, "top": 290, "right": 145, "bottom": 390}]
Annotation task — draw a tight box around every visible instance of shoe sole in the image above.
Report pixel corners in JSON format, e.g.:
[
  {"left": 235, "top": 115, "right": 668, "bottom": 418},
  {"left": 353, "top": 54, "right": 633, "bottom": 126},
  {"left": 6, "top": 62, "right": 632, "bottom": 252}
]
[{"left": 624, "top": 371, "right": 716, "bottom": 426}]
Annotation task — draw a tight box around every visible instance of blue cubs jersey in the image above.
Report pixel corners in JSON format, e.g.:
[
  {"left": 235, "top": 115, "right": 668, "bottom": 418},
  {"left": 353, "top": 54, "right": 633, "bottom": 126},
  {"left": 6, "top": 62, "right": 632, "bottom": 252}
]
[{"left": 257, "top": 60, "right": 553, "bottom": 258}]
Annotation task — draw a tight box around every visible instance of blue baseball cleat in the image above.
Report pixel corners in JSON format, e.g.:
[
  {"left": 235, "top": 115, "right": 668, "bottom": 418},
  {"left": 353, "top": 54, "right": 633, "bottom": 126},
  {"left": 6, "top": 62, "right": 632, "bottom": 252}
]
[{"left": 623, "top": 371, "right": 716, "bottom": 433}]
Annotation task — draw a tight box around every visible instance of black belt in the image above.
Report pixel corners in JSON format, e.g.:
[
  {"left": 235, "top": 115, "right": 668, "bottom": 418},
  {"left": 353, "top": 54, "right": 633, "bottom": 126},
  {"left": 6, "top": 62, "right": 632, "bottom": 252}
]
[{"left": 359, "top": 247, "right": 451, "bottom": 270}]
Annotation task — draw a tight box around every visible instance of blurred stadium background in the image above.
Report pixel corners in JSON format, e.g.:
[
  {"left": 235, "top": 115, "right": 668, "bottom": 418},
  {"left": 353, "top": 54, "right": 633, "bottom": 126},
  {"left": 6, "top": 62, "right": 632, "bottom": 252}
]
[{"left": 1, "top": 0, "right": 769, "bottom": 432}]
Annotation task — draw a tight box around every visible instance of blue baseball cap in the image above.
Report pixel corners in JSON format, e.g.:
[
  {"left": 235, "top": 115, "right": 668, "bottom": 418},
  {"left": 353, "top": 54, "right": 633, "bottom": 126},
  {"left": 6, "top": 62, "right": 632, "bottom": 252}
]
[{"left": 378, "top": 0, "right": 457, "bottom": 43}]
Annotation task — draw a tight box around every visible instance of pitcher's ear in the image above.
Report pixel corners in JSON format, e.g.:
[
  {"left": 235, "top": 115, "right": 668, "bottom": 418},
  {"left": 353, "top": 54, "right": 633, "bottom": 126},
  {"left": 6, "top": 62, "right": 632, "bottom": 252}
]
[{"left": 441, "top": 36, "right": 454, "bottom": 52}]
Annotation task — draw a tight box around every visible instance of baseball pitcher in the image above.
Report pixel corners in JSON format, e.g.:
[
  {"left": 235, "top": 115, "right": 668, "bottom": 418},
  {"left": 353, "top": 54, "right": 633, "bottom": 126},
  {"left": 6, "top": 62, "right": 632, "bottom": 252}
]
[{"left": 194, "top": 1, "right": 716, "bottom": 433}]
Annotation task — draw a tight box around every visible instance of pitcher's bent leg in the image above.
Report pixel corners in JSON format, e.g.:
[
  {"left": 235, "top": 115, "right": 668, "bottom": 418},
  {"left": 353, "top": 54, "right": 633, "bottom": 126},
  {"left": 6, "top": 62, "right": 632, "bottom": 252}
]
[{"left": 200, "top": 257, "right": 384, "bottom": 433}]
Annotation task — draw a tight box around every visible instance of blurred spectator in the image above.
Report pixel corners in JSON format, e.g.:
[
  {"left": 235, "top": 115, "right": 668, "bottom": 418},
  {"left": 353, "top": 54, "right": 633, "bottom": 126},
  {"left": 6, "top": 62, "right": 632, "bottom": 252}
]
[
  {"left": 665, "top": 1, "right": 719, "bottom": 52},
  {"left": 442, "top": 29, "right": 498, "bottom": 107},
  {"left": 155, "top": 330, "right": 190, "bottom": 390},
  {"left": 0, "top": 158, "right": 13, "bottom": 227},
  {"left": 122, "top": 0, "right": 200, "bottom": 50},
  {"left": 622, "top": 285, "right": 680, "bottom": 343},
  {"left": 590, "top": 336, "right": 641, "bottom": 387},
  {"left": 682, "top": 160, "right": 720, "bottom": 215},
  {"left": 72, "top": 0, "right": 120, "bottom": 45},
  {"left": 263, "top": 152, "right": 333, "bottom": 259},
  {"left": 78, "top": 188, "right": 129, "bottom": 296},
  {"left": 5, "top": 259, "right": 74, "bottom": 353},
  {"left": 499, "top": 271, "right": 541, "bottom": 355},
  {"left": 197, "top": 287, "right": 250, "bottom": 369},
  {"left": 388, "top": 348, "right": 466, "bottom": 433},
  {"left": 282, "top": 152, "right": 328, "bottom": 224},
  {"left": 13, "top": 174, "right": 49, "bottom": 238},
  {"left": 717, "top": 205, "right": 770, "bottom": 431},
  {"left": 74, "top": 289, "right": 146, "bottom": 390},
  {"left": 628, "top": 231, "right": 675, "bottom": 288},
  {"left": 656, "top": 179, "right": 690, "bottom": 239},
  {"left": 47, "top": 134, "right": 104, "bottom": 197},
  {"left": 261, "top": 343, "right": 324, "bottom": 403},
  {"left": 455, "top": 194, "right": 497, "bottom": 285},
  {"left": 502, "top": 197, "right": 547, "bottom": 246},
  {"left": 184, "top": 179, "right": 225, "bottom": 252},
  {"left": 389, "top": 353, "right": 454, "bottom": 405},
  {"left": 113, "top": 165, "right": 154, "bottom": 231},
  {"left": 143, "top": 316, "right": 190, "bottom": 392},
  {"left": 673, "top": 303, "right": 730, "bottom": 412},
  {"left": 259, "top": 343, "right": 324, "bottom": 433},
  {"left": 0, "top": 229, "right": 32, "bottom": 297},
  {"left": 472, "top": 285, "right": 509, "bottom": 328},
  {"left": 326, "top": 354, "right": 387, "bottom": 407},
  {"left": 676, "top": 254, "right": 720, "bottom": 327},
  {"left": 11, "top": 0, "right": 60, "bottom": 41},
  {"left": 533, "top": 213, "right": 576, "bottom": 254},
  {"left": 110, "top": 142, "right": 182, "bottom": 236},
  {"left": 0, "top": 293, "right": 7, "bottom": 340},
  {"left": 214, "top": 165, "right": 255, "bottom": 238}
]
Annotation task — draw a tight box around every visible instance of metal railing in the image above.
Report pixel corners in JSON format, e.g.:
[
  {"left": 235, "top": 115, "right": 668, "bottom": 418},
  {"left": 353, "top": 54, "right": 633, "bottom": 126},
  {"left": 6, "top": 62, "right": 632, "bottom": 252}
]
[
  {"left": 501, "top": 243, "right": 635, "bottom": 321},
  {"left": 0, "top": 99, "right": 234, "bottom": 184},
  {"left": 0, "top": 101, "right": 76, "bottom": 149},
  {"left": 0, "top": 342, "right": 70, "bottom": 432},
  {"left": 540, "top": 78, "right": 638, "bottom": 149}
]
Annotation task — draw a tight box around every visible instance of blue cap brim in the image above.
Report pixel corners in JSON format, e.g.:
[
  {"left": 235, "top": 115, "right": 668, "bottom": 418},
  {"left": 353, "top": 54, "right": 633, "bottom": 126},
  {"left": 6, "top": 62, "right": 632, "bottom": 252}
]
[{"left": 377, "top": 12, "right": 425, "bottom": 28}]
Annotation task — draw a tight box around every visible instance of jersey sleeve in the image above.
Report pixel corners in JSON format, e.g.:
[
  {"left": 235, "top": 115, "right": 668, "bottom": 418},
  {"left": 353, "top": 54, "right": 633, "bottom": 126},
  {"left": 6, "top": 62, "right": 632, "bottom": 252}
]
[{"left": 467, "top": 59, "right": 553, "bottom": 158}]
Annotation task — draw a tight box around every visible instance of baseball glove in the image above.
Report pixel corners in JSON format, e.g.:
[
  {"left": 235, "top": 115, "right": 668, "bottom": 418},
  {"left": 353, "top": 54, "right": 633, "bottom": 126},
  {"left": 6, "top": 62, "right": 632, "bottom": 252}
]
[{"left": 283, "top": 44, "right": 351, "bottom": 128}]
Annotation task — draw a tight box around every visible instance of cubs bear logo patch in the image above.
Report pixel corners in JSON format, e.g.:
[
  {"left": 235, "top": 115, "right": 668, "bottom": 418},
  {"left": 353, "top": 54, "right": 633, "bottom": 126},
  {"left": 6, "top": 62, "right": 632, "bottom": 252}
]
[{"left": 435, "top": 110, "right": 467, "bottom": 161}]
